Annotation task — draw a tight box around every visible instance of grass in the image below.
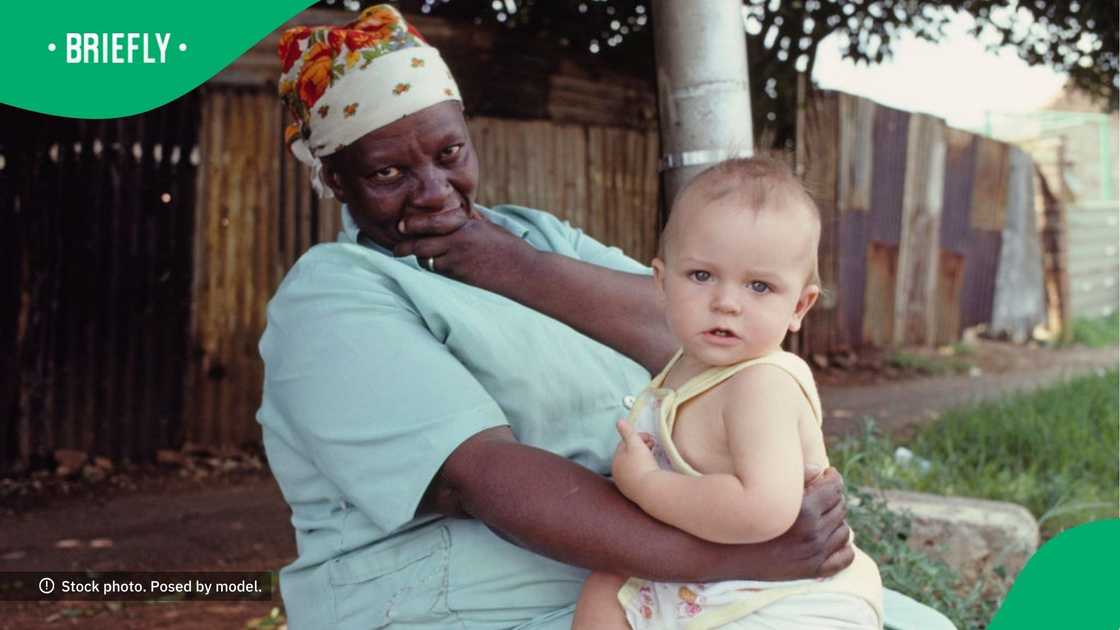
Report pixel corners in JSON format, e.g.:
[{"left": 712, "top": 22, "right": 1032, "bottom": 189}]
[
  {"left": 1066, "top": 312, "right": 1120, "bottom": 348},
  {"left": 833, "top": 369, "right": 1120, "bottom": 539},
  {"left": 886, "top": 350, "right": 974, "bottom": 376},
  {"left": 245, "top": 607, "right": 286, "bottom": 629},
  {"left": 837, "top": 369, "right": 1118, "bottom": 628},
  {"left": 847, "top": 486, "right": 996, "bottom": 630}
]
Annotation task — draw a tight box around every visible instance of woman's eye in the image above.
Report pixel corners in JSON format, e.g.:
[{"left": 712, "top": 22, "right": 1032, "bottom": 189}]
[
  {"left": 371, "top": 166, "right": 401, "bottom": 182},
  {"left": 749, "top": 281, "right": 770, "bottom": 293},
  {"left": 688, "top": 270, "right": 711, "bottom": 282},
  {"left": 439, "top": 144, "right": 463, "bottom": 160}
]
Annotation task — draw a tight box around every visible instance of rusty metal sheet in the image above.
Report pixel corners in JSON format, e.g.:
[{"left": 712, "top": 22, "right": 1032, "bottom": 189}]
[
  {"left": 935, "top": 251, "right": 966, "bottom": 344},
  {"left": 187, "top": 89, "right": 283, "bottom": 449},
  {"left": 862, "top": 242, "right": 898, "bottom": 347},
  {"left": 970, "top": 137, "right": 1009, "bottom": 231},
  {"left": 796, "top": 91, "right": 840, "bottom": 356},
  {"left": 991, "top": 147, "right": 1045, "bottom": 341},
  {"left": 894, "top": 113, "right": 946, "bottom": 346},
  {"left": 869, "top": 104, "right": 909, "bottom": 244},
  {"left": 836, "top": 211, "right": 869, "bottom": 349},
  {"left": 960, "top": 230, "right": 1003, "bottom": 329},
  {"left": 940, "top": 128, "right": 977, "bottom": 255},
  {"left": 838, "top": 92, "right": 875, "bottom": 214},
  {"left": 471, "top": 116, "right": 659, "bottom": 265}
]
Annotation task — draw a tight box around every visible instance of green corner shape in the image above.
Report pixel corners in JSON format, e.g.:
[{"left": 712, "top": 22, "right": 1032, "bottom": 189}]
[
  {"left": 1, "top": 0, "right": 317, "bottom": 118},
  {"left": 988, "top": 519, "right": 1120, "bottom": 629}
]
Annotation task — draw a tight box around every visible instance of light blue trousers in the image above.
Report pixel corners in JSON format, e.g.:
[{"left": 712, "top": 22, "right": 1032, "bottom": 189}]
[{"left": 514, "top": 588, "right": 957, "bottom": 630}]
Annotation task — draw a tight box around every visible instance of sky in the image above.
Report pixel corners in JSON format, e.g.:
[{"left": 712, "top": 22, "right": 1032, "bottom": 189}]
[{"left": 811, "top": 10, "right": 1069, "bottom": 133}]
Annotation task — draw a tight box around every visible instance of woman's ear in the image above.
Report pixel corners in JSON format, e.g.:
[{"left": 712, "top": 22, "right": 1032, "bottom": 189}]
[
  {"left": 787, "top": 284, "right": 820, "bottom": 333},
  {"left": 319, "top": 161, "right": 349, "bottom": 203}
]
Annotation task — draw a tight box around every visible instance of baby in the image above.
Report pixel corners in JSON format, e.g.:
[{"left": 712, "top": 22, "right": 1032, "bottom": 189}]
[{"left": 573, "top": 157, "right": 883, "bottom": 629}]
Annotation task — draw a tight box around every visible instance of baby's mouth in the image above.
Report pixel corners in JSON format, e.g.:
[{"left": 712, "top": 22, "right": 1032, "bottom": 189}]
[{"left": 706, "top": 327, "right": 738, "bottom": 339}]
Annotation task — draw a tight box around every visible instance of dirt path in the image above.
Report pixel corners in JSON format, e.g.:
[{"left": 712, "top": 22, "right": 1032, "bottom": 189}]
[
  {"left": 0, "top": 477, "right": 295, "bottom": 629},
  {"left": 820, "top": 344, "right": 1119, "bottom": 440},
  {"left": 1, "top": 343, "right": 1116, "bottom": 628}
]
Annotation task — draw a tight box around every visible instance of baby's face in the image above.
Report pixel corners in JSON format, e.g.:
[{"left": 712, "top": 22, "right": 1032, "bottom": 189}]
[{"left": 653, "top": 193, "right": 819, "bottom": 367}]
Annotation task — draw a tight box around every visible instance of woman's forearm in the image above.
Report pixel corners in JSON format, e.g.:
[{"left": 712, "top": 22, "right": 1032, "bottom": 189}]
[
  {"left": 436, "top": 428, "right": 845, "bottom": 582},
  {"left": 488, "top": 250, "right": 676, "bottom": 373}
]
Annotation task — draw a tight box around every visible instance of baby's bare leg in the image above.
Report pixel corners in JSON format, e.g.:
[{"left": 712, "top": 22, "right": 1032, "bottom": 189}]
[{"left": 572, "top": 571, "right": 631, "bottom": 629}]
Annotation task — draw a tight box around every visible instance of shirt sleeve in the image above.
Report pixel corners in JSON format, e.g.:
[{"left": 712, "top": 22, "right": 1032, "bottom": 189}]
[
  {"left": 489, "top": 204, "right": 653, "bottom": 274},
  {"left": 566, "top": 223, "right": 653, "bottom": 274},
  {"left": 262, "top": 265, "right": 508, "bottom": 536}
]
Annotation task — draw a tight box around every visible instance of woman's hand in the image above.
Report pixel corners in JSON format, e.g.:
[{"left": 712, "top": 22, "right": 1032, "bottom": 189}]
[
  {"left": 393, "top": 206, "right": 676, "bottom": 372},
  {"left": 751, "top": 466, "right": 854, "bottom": 579},
  {"left": 393, "top": 209, "right": 539, "bottom": 292}
]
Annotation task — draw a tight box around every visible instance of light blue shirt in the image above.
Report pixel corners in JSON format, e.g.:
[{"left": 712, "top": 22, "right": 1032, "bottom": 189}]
[{"left": 258, "top": 205, "right": 653, "bottom": 629}]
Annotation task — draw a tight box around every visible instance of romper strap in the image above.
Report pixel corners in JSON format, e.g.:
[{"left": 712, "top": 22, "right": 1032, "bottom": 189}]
[
  {"left": 671, "top": 351, "right": 822, "bottom": 425},
  {"left": 672, "top": 358, "right": 766, "bottom": 406}
]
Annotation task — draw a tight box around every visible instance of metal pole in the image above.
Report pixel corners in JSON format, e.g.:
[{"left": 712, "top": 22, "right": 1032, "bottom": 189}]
[{"left": 652, "top": 0, "right": 753, "bottom": 208}]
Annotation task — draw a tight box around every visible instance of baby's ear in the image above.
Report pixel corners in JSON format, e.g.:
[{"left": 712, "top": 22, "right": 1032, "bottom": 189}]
[
  {"left": 787, "top": 284, "right": 820, "bottom": 333},
  {"left": 651, "top": 258, "right": 668, "bottom": 302}
]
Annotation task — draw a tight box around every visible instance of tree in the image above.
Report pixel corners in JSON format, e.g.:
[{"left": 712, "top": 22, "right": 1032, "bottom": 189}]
[{"left": 323, "top": 0, "right": 1119, "bottom": 146}]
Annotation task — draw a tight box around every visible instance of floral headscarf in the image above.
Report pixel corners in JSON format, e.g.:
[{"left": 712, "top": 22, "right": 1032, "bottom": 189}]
[{"left": 278, "top": 4, "right": 462, "bottom": 196}]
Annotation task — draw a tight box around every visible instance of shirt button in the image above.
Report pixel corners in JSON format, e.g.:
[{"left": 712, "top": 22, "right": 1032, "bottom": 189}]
[{"left": 622, "top": 395, "right": 636, "bottom": 409}]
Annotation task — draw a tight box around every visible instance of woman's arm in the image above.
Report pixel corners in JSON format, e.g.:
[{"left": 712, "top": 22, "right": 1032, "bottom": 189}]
[
  {"left": 420, "top": 425, "right": 854, "bottom": 583},
  {"left": 394, "top": 211, "right": 676, "bottom": 373}
]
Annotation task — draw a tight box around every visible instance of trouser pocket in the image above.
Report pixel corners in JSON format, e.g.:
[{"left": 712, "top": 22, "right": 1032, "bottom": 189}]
[{"left": 329, "top": 526, "right": 451, "bottom": 629}]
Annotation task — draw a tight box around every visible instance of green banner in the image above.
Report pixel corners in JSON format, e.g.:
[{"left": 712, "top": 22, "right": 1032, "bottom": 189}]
[
  {"left": 1, "top": 1, "right": 315, "bottom": 118},
  {"left": 987, "top": 519, "right": 1119, "bottom": 629}
]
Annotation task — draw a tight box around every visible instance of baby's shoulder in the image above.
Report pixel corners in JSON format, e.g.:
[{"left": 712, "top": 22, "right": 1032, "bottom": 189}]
[{"left": 719, "top": 356, "right": 805, "bottom": 404}]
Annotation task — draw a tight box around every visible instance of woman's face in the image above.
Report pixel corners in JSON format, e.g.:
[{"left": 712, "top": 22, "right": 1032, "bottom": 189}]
[{"left": 321, "top": 100, "right": 479, "bottom": 249}]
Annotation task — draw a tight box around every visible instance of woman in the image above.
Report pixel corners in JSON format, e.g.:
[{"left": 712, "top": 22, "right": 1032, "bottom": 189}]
[{"left": 260, "top": 6, "right": 945, "bottom": 629}]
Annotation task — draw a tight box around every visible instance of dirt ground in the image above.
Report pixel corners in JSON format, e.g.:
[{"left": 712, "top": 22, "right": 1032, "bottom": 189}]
[
  {"left": 0, "top": 341, "right": 1116, "bottom": 629},
  {"left": 817, "top": 341, "right": 1120, "bottom": 440}
]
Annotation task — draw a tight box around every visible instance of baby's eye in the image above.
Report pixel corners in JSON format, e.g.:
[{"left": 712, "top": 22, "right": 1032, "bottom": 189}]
[
  {"left": 748, "top": 281, "right": 770, "bottom": 294},
  {"left": 688, "top": 270, "right": 712, "bottom": 282},
  {"left": 371, "top": 166, "right": 401, "bottom": 182},
  {"left": 439, "top": 144, "right": 463, "bottom": 160}
]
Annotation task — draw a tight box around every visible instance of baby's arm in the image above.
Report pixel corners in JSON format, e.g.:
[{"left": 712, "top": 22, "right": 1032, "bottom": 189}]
[{"left": 611, "top": 365, "right": 805, "bottom": 545}]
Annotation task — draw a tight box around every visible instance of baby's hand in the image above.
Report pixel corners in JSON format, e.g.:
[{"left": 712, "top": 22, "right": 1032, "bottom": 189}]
[
  {"left": 615, "top": 418, "right": 656, "bottom": 450},
  {"left": 612, "top": 420, "right": 659, "bottom": 495}
]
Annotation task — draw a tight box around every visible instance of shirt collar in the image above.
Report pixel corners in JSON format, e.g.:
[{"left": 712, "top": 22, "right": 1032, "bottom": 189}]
[{"left": 340, "top": 204, "right": 362, "bottom": 245}]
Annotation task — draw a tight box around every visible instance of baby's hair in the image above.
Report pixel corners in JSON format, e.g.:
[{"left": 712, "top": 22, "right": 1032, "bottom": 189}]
[{"left": 660, "top": 153, "right": 822, "bottom": 288}]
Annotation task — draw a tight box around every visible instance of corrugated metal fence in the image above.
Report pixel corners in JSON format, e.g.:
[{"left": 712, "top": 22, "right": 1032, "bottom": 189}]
[
  {"left": 3, "top": 86, "right": 1056, "bottom": 468},
  {"left": 2, "top": 96, "right": 200, "bottom": 468},
  {"left": 794, "top": 90, "right": 1048, "bottom": 357}
]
